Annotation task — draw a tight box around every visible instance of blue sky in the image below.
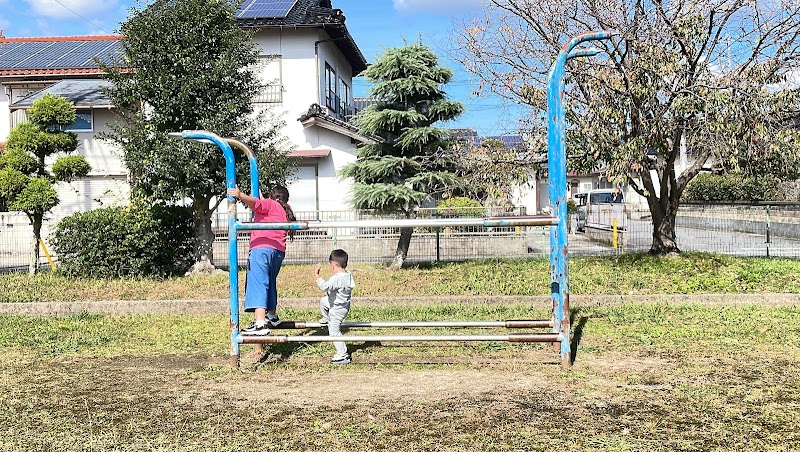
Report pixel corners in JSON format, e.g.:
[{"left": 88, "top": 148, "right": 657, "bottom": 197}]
[{"left": 0, "top": 0, "right": 525, "bottom": 136}]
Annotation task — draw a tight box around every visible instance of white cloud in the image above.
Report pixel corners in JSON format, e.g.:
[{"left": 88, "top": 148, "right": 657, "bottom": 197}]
[
  {"left": 25, "top": 0, "right": 118, "bottom": 19},
  {"left": 393, "top": 0, "right": 485, "bottom": 13}
]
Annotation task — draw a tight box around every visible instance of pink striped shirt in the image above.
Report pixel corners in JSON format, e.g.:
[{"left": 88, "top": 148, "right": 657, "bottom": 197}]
[{"left": 250, "top": 198, "right": 288, "bottom": 252}]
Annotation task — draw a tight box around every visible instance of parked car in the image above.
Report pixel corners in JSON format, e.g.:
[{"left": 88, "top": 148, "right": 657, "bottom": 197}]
[{"left": 573, "top": 189, "right": 626, "bottom": 232}]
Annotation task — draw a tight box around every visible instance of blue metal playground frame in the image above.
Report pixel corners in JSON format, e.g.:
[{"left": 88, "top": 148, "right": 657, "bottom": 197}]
[{"left": 171, "top": 31, "right": 615, "bottom": 369}]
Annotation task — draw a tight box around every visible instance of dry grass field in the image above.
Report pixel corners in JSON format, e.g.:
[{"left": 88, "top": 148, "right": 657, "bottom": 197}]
[{"left": 1, "top": 300, "right": 798, "bottom": 451}]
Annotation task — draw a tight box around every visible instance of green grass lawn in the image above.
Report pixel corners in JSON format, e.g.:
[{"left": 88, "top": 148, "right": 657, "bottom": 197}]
[
  {"left": 1, "top": 253, "right": 799, "bottom": 302},
  {"left": 1, "top": 302, "right": 798, "bottom": 450}
]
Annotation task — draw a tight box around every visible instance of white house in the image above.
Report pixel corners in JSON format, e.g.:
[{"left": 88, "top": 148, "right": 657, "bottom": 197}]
[{"left": 0, "top": 0, "right": 371, "bottom": 225}]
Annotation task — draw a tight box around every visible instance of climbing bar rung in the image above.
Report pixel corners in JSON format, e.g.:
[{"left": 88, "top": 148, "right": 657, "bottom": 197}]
[
  {"left": 266, "top": 319, "right": 553, "bottom": 329},
  {"left": 235, "top": 215, "right": 559, "bottom": 231},
  {"left": 239, "top": 333, "right": 560, "bottom": 344}
]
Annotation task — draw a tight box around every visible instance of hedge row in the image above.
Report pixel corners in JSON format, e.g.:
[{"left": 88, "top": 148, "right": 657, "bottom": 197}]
[
  {"left": 682, "top": 173, "right": 781, "bottom": 202},
  {"left": 50, "top": 205, "right": 195, "bottom": 278}
]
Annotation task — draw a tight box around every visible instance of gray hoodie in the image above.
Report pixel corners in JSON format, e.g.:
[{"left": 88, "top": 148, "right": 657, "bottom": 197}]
[{"left": 316, "top": 271, "right": 355, "bottom": 306}]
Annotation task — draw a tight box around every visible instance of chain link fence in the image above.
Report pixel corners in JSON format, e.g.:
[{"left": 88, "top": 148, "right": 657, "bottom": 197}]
[{"left": 2, "top": 204, "right": 799, "bottom": 273}]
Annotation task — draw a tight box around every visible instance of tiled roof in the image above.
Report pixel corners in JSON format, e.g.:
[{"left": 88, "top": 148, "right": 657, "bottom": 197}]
[
  {"left": 237, "top": 0, "right": 367, "bottom": 75},
  {"left": 10, "top": 79, "right": 113, "bottom": 110},
  {"left": 298, "top": 103, "right": 380, "bottom": 144},
  {"left": 0, "top": 35, "right": 122, "bottom": 76},
  {"left": 0, "top": 1, "right": 366, "bottom": 76}
]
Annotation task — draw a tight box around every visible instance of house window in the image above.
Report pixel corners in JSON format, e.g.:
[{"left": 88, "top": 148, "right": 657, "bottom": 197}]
[
  {"left": 325, "top": 63, "right": 338, "bottom": 112},
  {"left": 63, "top": 109, "right": 93, "bottom": 132},
  {"left": 339, "top": 79, "right": 351, "bottom": 118},
  {"left": 254, "top": 54, "right": 282, "bottom": 104}
]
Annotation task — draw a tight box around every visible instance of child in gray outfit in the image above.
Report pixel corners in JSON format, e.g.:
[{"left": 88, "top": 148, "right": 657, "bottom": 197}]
[{"left": 314, "top": 249, "right": 355, "bottom": 364}]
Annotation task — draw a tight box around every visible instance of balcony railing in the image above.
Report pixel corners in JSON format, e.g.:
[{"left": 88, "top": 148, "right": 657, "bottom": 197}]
[{"left": 253, "top": 84, "right": 282, "bottom": 104}]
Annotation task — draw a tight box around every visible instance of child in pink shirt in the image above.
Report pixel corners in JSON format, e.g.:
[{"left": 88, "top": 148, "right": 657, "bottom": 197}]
[{"left": 227, "top": 185, "right": 295, "bottom": 335}]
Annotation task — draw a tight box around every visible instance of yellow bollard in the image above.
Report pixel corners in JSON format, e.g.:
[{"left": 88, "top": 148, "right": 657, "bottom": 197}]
[
  {"left": 39, "top": 240, "right": 57, "bottom": 271},
  {"left": 612, "top": 218, "right": 618, "bottom": 250}
]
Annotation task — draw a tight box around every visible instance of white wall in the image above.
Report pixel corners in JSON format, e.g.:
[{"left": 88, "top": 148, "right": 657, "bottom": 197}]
[
  {"left": 251, "top": 28, "right": 321, "bottom": 147},
  {"left": 252, "top": 28, "right": 360, "bottom": 213},
  {"left": 0, "top": 87, "right": 9, "bottom": 142}
]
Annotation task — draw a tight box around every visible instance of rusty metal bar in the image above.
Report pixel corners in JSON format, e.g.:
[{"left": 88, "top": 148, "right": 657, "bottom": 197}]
[
  {"left": 235, "top": 215, "right": 559, "bottom": 231},
  {"left": 239, "top": 333, "right": 561, "bottom": 344},
  {"left": 266, "top": 319, "right": 553, "bottom": 329}
]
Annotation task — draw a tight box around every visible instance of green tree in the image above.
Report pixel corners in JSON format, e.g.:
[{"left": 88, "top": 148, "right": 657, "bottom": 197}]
[
  {"left": 0, "top": 94, "right": 91, "bottom": 274},
  {"left": 456, "top": 138, "right": 533, "bottom": 210},
  {"left": 341, "top": 43, "right": 464, "bottom": 269},
  {"left": 455, "top": 0, "right": 800, "bottom": 254},
  {"left": 102, "top": 0, "right": 293, "bottom": 273}
]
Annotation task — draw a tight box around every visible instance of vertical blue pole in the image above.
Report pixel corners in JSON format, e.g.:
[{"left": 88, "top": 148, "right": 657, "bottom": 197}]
[
  {"left": 182, "top": 130, "right": 241, "bottom": 368},
  {"left": 546, "top": 31, "right": 616, "bottom": 368},
  {"left": 547, "top": 49, "right": 570, "bottom": 368}
]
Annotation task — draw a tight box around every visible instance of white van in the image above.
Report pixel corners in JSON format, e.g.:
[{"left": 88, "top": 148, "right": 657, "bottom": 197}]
[{"left": 573, "top": 189, "right": 626, "bottom": 232}]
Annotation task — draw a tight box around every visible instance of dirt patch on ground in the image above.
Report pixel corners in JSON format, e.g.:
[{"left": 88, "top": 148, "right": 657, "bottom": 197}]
[{"left": 61, "top": 347, "right": 676, "bottom": 411}]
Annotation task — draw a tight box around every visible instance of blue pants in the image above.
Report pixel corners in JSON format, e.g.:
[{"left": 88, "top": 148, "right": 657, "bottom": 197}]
[{"left": 244, "top": 247, "right": 285, "bottom": 312}]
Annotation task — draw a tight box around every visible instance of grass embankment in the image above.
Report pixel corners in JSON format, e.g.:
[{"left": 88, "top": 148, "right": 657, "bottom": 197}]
[
  {"left": 2, "top": 253, "right": 799, "bottom": 302},
  {"left": 1, "top": 303, "right": 799, "bottom": 450}
]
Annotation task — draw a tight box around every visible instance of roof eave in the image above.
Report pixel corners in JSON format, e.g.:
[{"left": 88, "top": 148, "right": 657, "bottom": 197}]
[
  {"left": 236, "top": 21, "right": 367, "bottom": 75},
  {"left": 10, "top": 104, "right": 115, "bottom": 112},
  {"left": 300, "top": 116, "right": 377, "bottom": 144}
]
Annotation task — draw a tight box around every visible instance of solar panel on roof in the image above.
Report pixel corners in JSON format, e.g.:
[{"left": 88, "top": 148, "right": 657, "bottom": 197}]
[
  {"left": 0, "top": 42, "right": 25, "bottom": 60},
  {"left": 0, "top": 39, "right": 122, "bottom": 71},
  {"left": 52, "top": 41, "right": 115, "bottom": 68},
  {"left": 236, "top": 0, "right": 298, "bottom": 19},
  {"left": 21, "top": 41, "right": 79, "bottom": 68},
  {"left": 0, "top": 41, "right": 54, "bottom": 67}
]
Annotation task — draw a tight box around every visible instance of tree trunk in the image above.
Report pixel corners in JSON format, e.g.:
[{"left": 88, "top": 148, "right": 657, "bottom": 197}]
[
  {"left": 390, "top": 227, "right": 414, "bottom": 270},
  {"left": 649, "top": 203, "right": 680, "bottom": 255},
  {"left": 185, "top": 196, "right": 218, "bottom": 275},
  {"left": 29, "top": 214, "right": 43, "bottom": 275}
]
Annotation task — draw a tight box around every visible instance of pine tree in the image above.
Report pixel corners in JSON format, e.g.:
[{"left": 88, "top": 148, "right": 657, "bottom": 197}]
[
  {"left": 0, "top": 94, "right": 91, "bottom": 274},
  {"left": 341, "top": 43, "right": 463, "bottom": 269}
]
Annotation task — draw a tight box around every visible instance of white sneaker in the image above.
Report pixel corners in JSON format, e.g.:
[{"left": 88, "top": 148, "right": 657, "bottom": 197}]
[{"left": 240, "top": 322, "right": 270, "bottom": 336}]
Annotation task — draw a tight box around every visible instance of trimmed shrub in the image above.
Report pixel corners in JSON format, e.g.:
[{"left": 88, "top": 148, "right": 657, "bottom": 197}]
[
  {"left": 567, "top": 199, "right": 578, "bottom": 215},
  {"left": 436, "top": 196, "right": 483, "bottom": 216},
  {"left": 51, "top": 155, "right": 91, "bottom": 182},
  {"left": 50, "top": 205, "right": 195, "bottom": 278},
  {"left": 683, "top": 173, "right": 780, "bottom": 202}
]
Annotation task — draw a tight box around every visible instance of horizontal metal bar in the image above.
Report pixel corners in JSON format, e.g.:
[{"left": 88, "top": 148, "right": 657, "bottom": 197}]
[
  {"left": 236, "top": 216, "right": 558, "bottom": 231},
  {"left": 237, "top": 222, "right": 308, "bottom": 230},
  {"left": 239, "top": 333, "right": 560, "bottom": 344},
  {"left": 267, "top": 320, "right": 553, "bottom": 329}
]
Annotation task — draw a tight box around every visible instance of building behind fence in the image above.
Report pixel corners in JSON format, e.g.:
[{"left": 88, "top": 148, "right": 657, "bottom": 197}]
[{"left": 2, "top": 204, "right": 800, "bottom": 272}]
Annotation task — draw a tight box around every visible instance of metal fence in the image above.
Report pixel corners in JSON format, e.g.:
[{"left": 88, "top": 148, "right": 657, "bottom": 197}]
[
  {"left": 2, "top": 204, "right": 800, "bottom": 273},
  {"left": 209, "top": 204, "right": 800, "bottom": 267}
]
